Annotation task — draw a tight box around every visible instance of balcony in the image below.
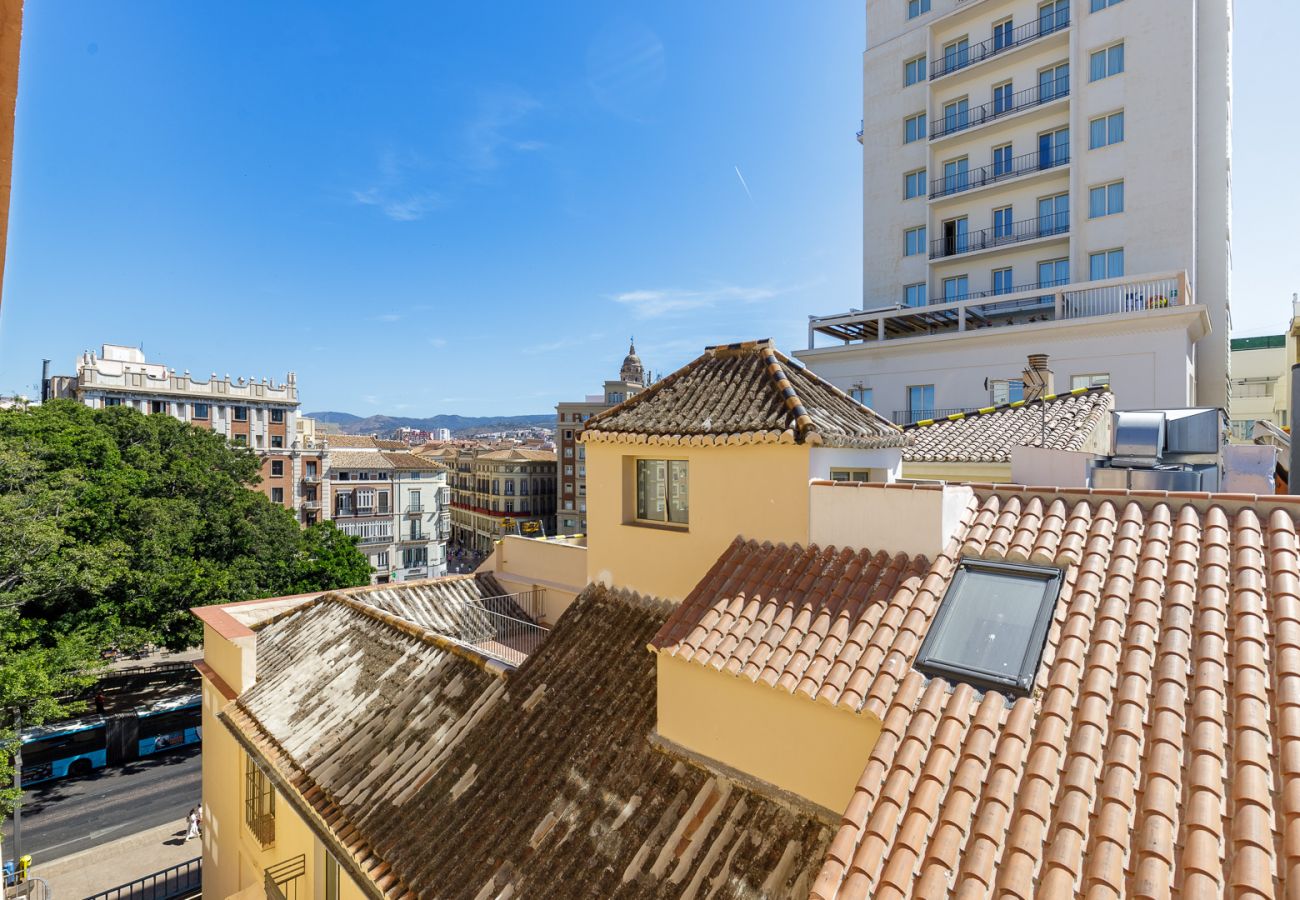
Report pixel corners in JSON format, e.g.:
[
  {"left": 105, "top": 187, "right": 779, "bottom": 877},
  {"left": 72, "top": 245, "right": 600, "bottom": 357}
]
[
  {"left": 930, "top": 12, "right": 1070, "bottom": 80},
  {"left": 890, "top": 407, "right": 980, "bottom": 425},
  {"left": 930, "top": 77, "right": 1068, "bottom": 141},
  {"left": 805, "top": 270, "right": 1193, "bottom": 349},
  {"left": 301, "top": 473, "right": 320, "bottom": 484},
  {"left": 930, "top": 213, "right": 1067, "bottom": 260},
  {"left": 406, "top": 506, "right": 424, "bottom": 517},
  {"left": 930, "top": 149, "right": 1068, "bottom": 200}
]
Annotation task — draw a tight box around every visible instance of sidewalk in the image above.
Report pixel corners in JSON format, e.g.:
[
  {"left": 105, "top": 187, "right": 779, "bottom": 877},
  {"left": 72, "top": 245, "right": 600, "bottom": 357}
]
[{"left": 29, "top": 820, "right": 199, "bottom": 898}]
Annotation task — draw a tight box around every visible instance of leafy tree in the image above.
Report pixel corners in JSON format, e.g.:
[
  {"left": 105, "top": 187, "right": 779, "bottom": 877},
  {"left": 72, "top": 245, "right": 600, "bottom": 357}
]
[{"left": 0, "top": 401, "right": 372, "bottom": 814}]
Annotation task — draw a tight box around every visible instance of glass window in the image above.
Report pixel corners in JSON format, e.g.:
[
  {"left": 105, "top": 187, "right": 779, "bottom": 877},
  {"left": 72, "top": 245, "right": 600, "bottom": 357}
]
[
  {"left": 992, "top": 144, "right": 1013, "bottom": 177},
  {"left": 1089, "top": 248, "right": 1125, "bottom": 280},
  {"left": 1038, "top": 0, "right": 1069, "bottom": 31},
  {"left": 907, "top": 384, "right": 936, "bottom": 417},
  {"left": 1038, "top": 62, "right": 1068, "bottom": 101},
  {"left": 271, "top": 435, "right": 283, "bottom": 448},
  {"left": 850, "top": 387, "right": 874, "bottom": 408},
  {"left": 1089, "top": 111, "right": 1124, "bottom": 148},
  {"left": 244, "top": 754, "right": 276, "bottom": 847},
  {"left": 270, "top": 460, "right": 283, "bottom": 477},
  {"left": 904, "top": 55, "right": 926, "bottom": 86},
  {"left": 635, "top": 459, "right": 688, "bottom": 525},
  {"left": 1090, "top": 0, "right": 1122, "bottom": 11},
  {"left": 942, "top": 157, "right": 968, "bottom": 195},
  {"left": 905, "top": 168, "right": 927, "bottom": 199},
  {"left": 830, "top": 469, "right": 873, "bottom": 483},
  {"left": 233, "top": 407, "right": 248, "bottom": 422},
  {"left": 1037, "top": 193, "right": 1068, "bottom": 236},
  {"left": 942, "top": 276, "right": 969, "bottom": 302},
  {"left": 904, "top": 283, "right": 927, "bottom": 307},
  {"left": 992, "top": 267, "right": 1014, "bottom": 295},
  {"left": 942, "top": 98, "right": 969, "bottom": 133},
  {"left": 904, "top": 112, "right": 927, "bottom": 143},
  {"left": 916, "top": 560, "right": 1062, "bottom": 694},
  {"left": 270, "top": 487, "right": 284, "bottom": 503},
  {"left": 907, "top": 0, "right": 931, "bottom": 20},
  {"left": 1072, "top": 373, "right": 1110, "bottom": 389},
  {"left": 990, "top": 379, "right": 1025, "bottom": 404},
  {"left": 150, "top": 400, "right": 167, "bottom": 414},
  {"left": 1038, "top": 257, "right": 1069, "bottom": 289},
  {"left": 992, "top": 19, "right": 1013, "bottom": 50},
  {"left": 993, "top": 206, "right": 1013, "bottom": 239},
  {"left": 905, "top": 225, "right": 927, "bottom": 257},
  {"left": 1089, "top": 181, "right": 1124, "bottom": 218},
  {"left": 192, "top": 403, "right": 209, "bottom": 419},
  {"left": 1090, "top": 43, "right": 1124, "bottom": 81},
  {"left": 943, "top": 38, "right": 969, "bottom": 73},
  {"left": 270, "top": 409, "right": 285, "bottom": 424},
  {"left": 992, "top": 81, "right": 1013, "bottom": 115},
  {"left": 103, "top": 397, "right": 123, "bottom": 407}
]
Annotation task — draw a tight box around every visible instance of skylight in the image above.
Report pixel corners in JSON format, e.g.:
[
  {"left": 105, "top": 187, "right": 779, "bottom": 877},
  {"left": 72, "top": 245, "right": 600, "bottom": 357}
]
[{"left": 914, "top": 559, "right": 1062, "bottom": 695}]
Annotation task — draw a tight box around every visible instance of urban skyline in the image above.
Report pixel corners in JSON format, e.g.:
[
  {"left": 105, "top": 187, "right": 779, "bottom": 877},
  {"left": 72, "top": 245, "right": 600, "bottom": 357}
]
[{"left": 0, "top": 2, "right": 1294, "bottom": 416}]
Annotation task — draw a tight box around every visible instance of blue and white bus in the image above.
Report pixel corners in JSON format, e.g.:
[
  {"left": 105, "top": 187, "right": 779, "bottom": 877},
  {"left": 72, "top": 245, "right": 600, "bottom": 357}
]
[
  {"left": 136, "top": 694, "right": 201, "bottom": 757},
  {"left": 19, "top": 692, "right": 201, "bottom": 785}
]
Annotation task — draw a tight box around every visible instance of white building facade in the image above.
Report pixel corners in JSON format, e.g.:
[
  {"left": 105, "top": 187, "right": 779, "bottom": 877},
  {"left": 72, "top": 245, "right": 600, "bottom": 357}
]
[{"left": 797, "top": 0, "right": 1231, "bottom": 420}]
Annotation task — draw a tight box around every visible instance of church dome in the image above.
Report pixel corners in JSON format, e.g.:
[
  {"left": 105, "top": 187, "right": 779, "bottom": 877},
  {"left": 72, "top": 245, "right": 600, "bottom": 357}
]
[{"left": 620, "top": 340, "right": 645, "bottom": 384}]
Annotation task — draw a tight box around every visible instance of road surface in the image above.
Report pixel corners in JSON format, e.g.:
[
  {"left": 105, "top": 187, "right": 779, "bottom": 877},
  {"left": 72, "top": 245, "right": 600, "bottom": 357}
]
[{"left": 3, "top": 746, "right": 201, "bottom": 863}]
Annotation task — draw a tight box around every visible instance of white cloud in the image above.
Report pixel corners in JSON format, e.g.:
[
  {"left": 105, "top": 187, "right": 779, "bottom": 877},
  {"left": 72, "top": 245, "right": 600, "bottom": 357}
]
[
  {"left": 373, "top": 312, "right": 402, "bottom": 323},
  {"left": 352, "top": 187, "right": 443, "bottom": 222},
  {"left": 429, "top": 337, "right": 448, "bottom": 347},
  {"left": 613, "top": 284, "right": 781, "bottom": 319},
  {"left": 462, "top": 89, "right": 544, "bottom": 171}
]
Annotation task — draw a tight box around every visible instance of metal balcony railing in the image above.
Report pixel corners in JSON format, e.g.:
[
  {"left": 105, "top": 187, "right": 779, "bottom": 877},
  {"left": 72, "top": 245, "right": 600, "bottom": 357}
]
[
  {"left": 891, "top": 407, "right": 981, "bottom": 425},
  {"left": 930, "top": 212, "right": 1068, "bottom": 260},
  {"left": 931, "top": 12, "right": 1070, "bottom": 80},
  {"left": 931, "top": 76, "right": 1068, "bottom": 140},
  {"left": 930, "top": 149, "right": 1069, "bottom": 199},
  {"left": 265, "top": 856, "right": 306, "bottom": 900},
  {"left": 83, "top": 858, "right": 201, "bottom": 900},
  {"left": 917, "top": 277, "right": 1069, "bottom": 307}
]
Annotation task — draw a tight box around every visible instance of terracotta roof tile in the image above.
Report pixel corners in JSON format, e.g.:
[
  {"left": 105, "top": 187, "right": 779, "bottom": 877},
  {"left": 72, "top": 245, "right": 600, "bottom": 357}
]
[
  {"left": 222, "top": 582, "right": 831, "bottom": 898},
  {"left": 809, "top": 490, "right": 1300, "bottom": 899},
  {"left": 584, "top": 339, "right": 908, "bottom": 449},
  {"left": 901, "top": 386, "right": 1112, "bottom": 463}
]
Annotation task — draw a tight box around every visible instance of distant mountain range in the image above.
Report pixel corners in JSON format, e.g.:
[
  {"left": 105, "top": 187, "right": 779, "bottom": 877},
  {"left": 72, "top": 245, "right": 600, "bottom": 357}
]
[{"left": 306, "top": 411, "right": 554, "bottom": 437}]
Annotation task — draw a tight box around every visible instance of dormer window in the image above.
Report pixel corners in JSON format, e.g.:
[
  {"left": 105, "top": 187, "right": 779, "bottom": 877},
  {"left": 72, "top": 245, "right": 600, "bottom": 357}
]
[{"left": 915, "top": 559, "right": 1061, "bottom": 695}]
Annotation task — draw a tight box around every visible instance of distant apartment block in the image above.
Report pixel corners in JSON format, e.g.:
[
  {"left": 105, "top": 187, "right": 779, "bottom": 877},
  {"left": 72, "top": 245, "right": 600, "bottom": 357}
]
[
  {"left": 554, "top": 341, "right": 649, "bottom": 535},
  {"left": 51, "top": 344, "right": 321, "bottom": 518},
  {"left": 797, "top": 0, "right": 1231, "bottom": 419},
  {"left": 434, "top": 445, "right": 557, "bottom": 554}
]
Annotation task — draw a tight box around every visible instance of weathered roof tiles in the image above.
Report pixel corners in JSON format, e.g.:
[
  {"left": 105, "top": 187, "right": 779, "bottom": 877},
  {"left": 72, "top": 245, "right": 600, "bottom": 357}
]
[{"left": 582, "top": 339, "right": 908, "bottom": 449}]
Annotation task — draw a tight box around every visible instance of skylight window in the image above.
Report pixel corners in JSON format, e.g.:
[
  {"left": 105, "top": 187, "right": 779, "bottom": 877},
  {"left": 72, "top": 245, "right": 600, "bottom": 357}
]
[{"left": 914, "top": 559, "right": 1062, "bottom": 695}]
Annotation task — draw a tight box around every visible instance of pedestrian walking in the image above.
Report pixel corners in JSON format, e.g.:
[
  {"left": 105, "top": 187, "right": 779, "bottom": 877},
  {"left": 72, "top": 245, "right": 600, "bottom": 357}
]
[{"left": 185, "top": 807, "right": 200, "bottom": 841}]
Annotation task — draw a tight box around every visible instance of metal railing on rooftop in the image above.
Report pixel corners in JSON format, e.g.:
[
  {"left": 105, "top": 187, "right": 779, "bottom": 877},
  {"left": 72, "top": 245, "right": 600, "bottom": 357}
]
[
  {"left": 930, "top": 212, "right": 1068, "bottom": 259},
  {"left": 930, "top": 11, "right": 1070, "bottom": 79},
  {"left": 929, "top": 149, "right": 1069, "bottom": 199},
  {"left": 891, "top": 407, "right": 981, "bottom": 425},
  {"left": 460, "top": 606, "right": 550, "bottom": 667},
  {"left": 83, "top": 858, "right": 201, "bottom": 900},
  {"left": 930, "top": 76, "right": 1068, "bottom": 140}
]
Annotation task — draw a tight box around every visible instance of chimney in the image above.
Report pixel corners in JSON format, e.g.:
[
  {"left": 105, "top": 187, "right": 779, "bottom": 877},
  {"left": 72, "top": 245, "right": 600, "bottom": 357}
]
[
  {"left": 40, "top": 359, "right": 50, "bottom": 403},
  {"left": 809, "top": 482, "right": 974, "bottom": 560},
  {"left": 1022, "top": 353, "right": 1055, "bottom": 401}
]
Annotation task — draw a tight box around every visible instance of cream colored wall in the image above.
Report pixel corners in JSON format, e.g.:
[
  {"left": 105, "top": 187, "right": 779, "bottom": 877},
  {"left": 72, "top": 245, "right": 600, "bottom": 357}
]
[
  {"left": 809, "top": 482, "right": 973, "bottom": 560},
  {"left": 584, "top": 441, "right": 812, "bottom": 602},
  {"left": 1230, "top": 343, "right": 1288, "bottom": 433},
  {"left": 656, "top": 654, "right": 881, "bottom": 813},
  {"left": 484, "top": 535, "right": 587, "bottom": 624},
  {"left": 900, "top": 460, "right": 1011, "bottom": 483},
  {"left": 200, "top": 675, "right": 244, "bottom": 900}
]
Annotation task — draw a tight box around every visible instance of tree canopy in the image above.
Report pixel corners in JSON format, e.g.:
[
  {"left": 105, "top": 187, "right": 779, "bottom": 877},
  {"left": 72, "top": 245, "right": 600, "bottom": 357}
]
[{"left": 0, "top": 400, "right": 372, "bottom": 812}]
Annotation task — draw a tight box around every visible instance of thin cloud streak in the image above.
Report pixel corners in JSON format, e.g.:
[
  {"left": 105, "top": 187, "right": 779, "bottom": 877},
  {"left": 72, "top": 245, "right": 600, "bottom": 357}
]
[
  {"left": 734, "top": 165, "right": 753, "bottom": 203},
  {"left": 613, "top": 284, "right": 782, "bottom": 318}
]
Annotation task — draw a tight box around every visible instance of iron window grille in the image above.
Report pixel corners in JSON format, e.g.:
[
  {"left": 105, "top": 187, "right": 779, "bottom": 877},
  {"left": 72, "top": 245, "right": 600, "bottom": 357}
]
[
  {"left": 914, "top": 558, "right": 1062, "bottom": 695},
  {"left": 244, "top": 755, "right": 276, "bottom": 848}
]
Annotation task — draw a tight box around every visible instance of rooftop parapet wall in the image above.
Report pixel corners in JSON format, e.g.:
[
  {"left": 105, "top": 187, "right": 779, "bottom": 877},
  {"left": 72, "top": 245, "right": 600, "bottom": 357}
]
[{"left": 73, "top": 347, "right": 299, "bottom": 404}]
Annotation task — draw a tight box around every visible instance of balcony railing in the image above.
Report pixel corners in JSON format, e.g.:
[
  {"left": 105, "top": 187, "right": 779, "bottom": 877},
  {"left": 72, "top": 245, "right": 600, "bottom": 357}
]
[
  {"left": 806, "top": 270, "right": 1193, "bottom": 349},
  {"left": 82, "top": 858, "right": 201, "bottom": 900},
  {"left": 931, "top": 76, "right": 1068, "bottom": 140},
  {"left": 930, "top": 149, "right": 1068, "bottom": 199},
  {"left": 891, "top": 407, "right": 981, "bottom": 425},
  {"left": 930, "top": 213, "right": 1067, "bottom": 260},
  {"left": 931, "top": 12, "right": 1070, "bottom": 80},
  {"left": 265, "top": 856, "right": 306, "bottom": 900}
]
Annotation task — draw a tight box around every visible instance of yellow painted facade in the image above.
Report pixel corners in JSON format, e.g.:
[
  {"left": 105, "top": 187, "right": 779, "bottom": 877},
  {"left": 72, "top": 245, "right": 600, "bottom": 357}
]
[
  {"left": 655, "top": 653, "right": 881, "bottom": 813},
  {"left": 583, "top": 441, "right": 813, "bottom": 601},
  {"left": 197, "top": 612, "right": 369, "bottom": 900},
  {"left": 481, "top": 534, "right": 586, "bottom": 624}
]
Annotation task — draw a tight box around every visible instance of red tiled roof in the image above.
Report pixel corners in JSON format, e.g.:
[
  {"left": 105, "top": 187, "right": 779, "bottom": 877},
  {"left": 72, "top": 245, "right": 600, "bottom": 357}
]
[
  {"left": 800, "top": 489, "right": 1300, "bottom": 899},
  {"left": 650, "top": 539, "right": 932, "bottom": 711}
]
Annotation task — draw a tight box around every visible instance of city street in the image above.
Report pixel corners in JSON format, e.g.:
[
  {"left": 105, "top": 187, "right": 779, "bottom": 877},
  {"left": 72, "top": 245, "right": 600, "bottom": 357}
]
[{"left": 3, "top": 745, "right": 200, "bottom": 864}]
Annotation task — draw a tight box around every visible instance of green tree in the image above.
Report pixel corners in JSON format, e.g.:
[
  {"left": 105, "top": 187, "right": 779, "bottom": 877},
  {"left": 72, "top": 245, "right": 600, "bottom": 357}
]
[{"left": 0, "top": 401, "right": 372, "bottom": 815}]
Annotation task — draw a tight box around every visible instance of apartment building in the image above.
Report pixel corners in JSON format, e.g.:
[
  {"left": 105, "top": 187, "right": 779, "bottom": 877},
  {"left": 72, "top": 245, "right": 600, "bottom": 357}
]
[
  {"left": 445, "top": 446, "right": 557, "bottom": 554},
  {"left": 51, "top": 344, "right": 323, "bottom": 518},
  {"left": 797, "top": 0, "right": 1231, "bottom": 420},
  {"left": 554, "top": 340, "right": 649, "bottom": 535},
  {"left": 323, "top": 435, "right": 450, "bottom": 583}
]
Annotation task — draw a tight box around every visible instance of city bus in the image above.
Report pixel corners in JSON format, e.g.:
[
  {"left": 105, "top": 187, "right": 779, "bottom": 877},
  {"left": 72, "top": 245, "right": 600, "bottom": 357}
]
[{"left": 18, "top": 692, "right": 200, "bottom": 785}]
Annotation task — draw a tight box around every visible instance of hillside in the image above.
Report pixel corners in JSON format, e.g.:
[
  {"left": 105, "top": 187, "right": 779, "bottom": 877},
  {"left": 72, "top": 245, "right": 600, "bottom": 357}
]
[{"left": 304, "top": 412, "right": 553, "bottom": 436}]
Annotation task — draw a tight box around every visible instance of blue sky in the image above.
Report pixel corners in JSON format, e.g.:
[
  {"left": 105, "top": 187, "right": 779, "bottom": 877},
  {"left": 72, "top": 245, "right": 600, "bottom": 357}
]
[{"left": 0, "top": 3, "right": 1293, "bottom": 415}]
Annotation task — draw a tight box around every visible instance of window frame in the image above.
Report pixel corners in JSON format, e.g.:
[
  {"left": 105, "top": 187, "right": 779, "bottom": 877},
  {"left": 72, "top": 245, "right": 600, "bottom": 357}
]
[
  {"left": 907, "top": 0, "right": 931, "bottom": 20},
  {"left": 904, "top": 168, "right": 927, "bottom": 199},
  {"left": 1071, "top": 373, "right": 1110, "bottom": 390},
  {"left": 904, "top": 111, "right": 927, "bottom": 144},
  {"left": 1089, "top": 42, "right": 1124, "bottom": 82},
  {"left": 1088, "top": 180, "right": 1124, "bottom": 218},
  {"left": 904, "top": 283, "right": 927, "bottom": 307},
  {"left": 1088, "top": 110, "right": 1124, "bottom": 149},
  {"left": 904, "top": 55, "right": 927, "bottom": 86},
  {"left": 633, "top": 458, "right": 689, "bottom": 527},
  {"left": 914, "top": 558, "right": 1062, "bottom": 695},
  {"left": 233, "top": 406, "right": 249, "bottom": 422},
  {"left": 904, "top": 225, "right": 927, "bottom": 257}
]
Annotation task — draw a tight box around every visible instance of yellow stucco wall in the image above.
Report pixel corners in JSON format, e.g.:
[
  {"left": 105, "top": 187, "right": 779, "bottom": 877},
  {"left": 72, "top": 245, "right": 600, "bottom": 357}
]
[
  {"left": 484, "top": 535, "right": 587, "bottom": 624},
  {"left": 655, "top": 654, "right": 881, "bottom": 813},
  {"left": 900, "top": 461, "right": 1012, "bottom": 483},
  {"left": 199, "top": 620, "right": 368, "bottom": 899},
  {"left": 584, "top": 441, "right": 812, "bottom": 602}
]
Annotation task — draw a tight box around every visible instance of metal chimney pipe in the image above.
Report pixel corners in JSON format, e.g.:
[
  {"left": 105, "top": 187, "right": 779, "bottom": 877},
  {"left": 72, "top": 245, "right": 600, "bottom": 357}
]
[
  {"left": 1291, "top": 363, "right": 1300, "bottom": 493},
  {"left": 40, "top": 359, "right": 50, "bottom": 403}
]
